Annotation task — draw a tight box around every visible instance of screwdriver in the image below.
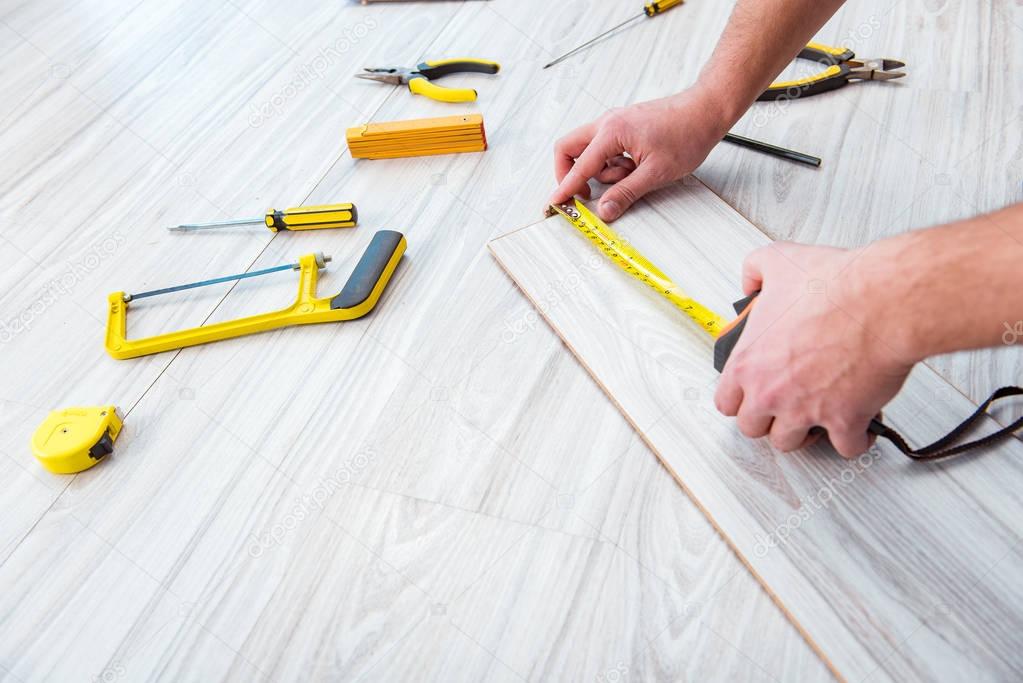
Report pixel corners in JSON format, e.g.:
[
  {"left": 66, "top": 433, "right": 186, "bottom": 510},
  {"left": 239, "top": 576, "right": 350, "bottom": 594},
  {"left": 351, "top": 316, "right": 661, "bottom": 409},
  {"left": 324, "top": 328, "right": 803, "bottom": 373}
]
[
  {"left": 543, "top": 0, "right": 684, "bottom": 69},
  {"left": 167, "top": 203, "right": 357, "bottom": 233}
]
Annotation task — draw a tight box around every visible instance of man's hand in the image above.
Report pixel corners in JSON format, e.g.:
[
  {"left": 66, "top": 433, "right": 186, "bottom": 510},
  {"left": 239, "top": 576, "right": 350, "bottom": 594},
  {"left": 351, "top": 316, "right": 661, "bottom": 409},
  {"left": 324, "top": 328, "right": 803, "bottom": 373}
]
[
  {"left": 550, "top": 88, "right": 731, "bottom": 222},
  {"left": 713, "top": 242, "right": 920, "bottom": 458},
  {"left": 545, "top": 0, "right": 851, "bottom": 221}
]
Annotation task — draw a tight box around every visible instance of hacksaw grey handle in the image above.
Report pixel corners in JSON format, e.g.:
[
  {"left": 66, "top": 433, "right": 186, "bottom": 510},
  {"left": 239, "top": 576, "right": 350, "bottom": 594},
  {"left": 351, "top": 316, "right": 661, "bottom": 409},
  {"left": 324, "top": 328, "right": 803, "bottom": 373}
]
[{"left": 330, "top": 230, "right": 406, "bottom": 311}]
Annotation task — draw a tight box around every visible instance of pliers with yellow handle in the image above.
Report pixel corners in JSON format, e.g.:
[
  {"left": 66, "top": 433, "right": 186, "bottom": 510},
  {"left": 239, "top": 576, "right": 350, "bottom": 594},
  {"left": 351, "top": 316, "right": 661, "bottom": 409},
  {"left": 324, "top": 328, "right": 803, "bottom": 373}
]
[
  {"left": 356, "top": 58, "right": 501, "bottom": 103},
  {"left": 758, "top": 42, "right": 905, "bottom": 101}
]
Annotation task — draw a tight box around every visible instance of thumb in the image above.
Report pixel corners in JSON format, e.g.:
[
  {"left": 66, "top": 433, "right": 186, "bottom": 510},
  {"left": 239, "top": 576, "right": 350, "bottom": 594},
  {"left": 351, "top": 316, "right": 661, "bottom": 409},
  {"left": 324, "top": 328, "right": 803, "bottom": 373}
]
[{"left": 597, "top": 162, "right": 665, "bottom": 221}]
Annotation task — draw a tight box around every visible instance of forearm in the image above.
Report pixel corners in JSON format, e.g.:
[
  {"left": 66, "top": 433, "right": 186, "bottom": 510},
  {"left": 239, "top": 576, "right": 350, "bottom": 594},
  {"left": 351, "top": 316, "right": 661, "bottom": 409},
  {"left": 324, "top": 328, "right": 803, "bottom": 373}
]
[
  {"left": 862, "top": 203, "right": 1023, "bottom": 361},
  {"left": 549, "top": 0, "right": 849, "bottom": 218},
  {"left": 686, "top": 0, "right": 848, "bottom": 128}
]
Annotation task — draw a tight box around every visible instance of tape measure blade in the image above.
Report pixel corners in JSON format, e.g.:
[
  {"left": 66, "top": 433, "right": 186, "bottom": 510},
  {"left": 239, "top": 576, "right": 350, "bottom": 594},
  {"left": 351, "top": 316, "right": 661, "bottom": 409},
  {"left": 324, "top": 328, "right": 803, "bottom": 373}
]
[
  {"left": 572, "top": 201, "right": 672, "bottom": 281},
  {"left": 550, "top": 199, "right": 727, "bottom": 337}
]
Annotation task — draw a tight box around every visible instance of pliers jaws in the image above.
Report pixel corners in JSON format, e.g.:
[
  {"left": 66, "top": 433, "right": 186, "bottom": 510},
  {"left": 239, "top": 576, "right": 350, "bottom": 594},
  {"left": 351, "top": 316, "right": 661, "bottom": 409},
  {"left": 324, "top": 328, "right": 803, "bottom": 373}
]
[
  {"left": 356, "top": 68, "right": 418, "bottom": 86},
  {"left": 846, "top": 58, "right": 906, "bottom": 82}
]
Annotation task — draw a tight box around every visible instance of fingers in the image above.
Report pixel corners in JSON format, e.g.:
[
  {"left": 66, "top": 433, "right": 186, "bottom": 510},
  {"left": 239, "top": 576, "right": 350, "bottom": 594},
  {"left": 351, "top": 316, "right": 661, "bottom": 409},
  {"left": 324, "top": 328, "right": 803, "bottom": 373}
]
[
  {"left": 826, "top": 421, "right": 873, "bottom": 458},
  {"left": 553, "top": 121, "right": 597, "bottom": 185},
  {"left": 597, "top": 162, "right": 665, "bottom": 222},
  {"left": 551, "top": 129, "right": 623, "bottom": 206},
  {"left": 595, "top": 165, "right": 634, "bottom": 185},
  {"left": 736, "top": 405, "right": 772, "bottom": 439},
  {"left": 595, "top": 155, "right": 636, "bottom": 184},
  {"left": 799, "top": 428, "right": 825, "bottom": 450},
  {"left": 714, "top": 371, "right": 743, "bottom": 416},
  {"left": 605, "top": 155, "right": 637, "bottom": 171},
  {"left": 768, "top": 421, "right": 813, "bottom": 452},
  {"left": 741, "top": 247, "right": 769, "bottom": 296},
  {"left": 717, "top": 367, "right": 772, "bottom": 439}
]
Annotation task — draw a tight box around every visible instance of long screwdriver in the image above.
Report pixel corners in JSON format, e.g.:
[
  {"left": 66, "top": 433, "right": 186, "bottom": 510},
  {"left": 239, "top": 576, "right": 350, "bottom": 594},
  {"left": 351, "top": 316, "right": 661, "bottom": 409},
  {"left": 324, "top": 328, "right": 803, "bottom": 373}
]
[
  {"left": 543, "top": 0, "right": 684, "bottom": 70},
  {"left": 167, "top": 203, "right": 357, "bottom": 233}
]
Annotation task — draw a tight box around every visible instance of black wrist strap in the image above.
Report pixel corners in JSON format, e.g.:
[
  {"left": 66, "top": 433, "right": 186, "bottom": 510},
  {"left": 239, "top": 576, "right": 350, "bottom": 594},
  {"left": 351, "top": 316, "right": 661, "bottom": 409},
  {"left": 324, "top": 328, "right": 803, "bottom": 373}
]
[{"left": 869, "top": 386, "right": 1023, "bottom": 461}]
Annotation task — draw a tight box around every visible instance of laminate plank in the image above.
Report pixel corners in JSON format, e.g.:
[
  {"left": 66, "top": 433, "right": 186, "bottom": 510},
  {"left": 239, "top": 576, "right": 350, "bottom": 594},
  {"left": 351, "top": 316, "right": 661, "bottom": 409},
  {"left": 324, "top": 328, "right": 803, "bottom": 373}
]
[
  {"left": 0, "top": 0, "right": 460, "bottom": 574},
  {"left": 490, "top": 181, "right": 1023, "bottom": 681},
  {"left": 0, "top": 454, "right": 59, "bottom": 564},
  {"left": 0, "top": 354, "right": 825, "bottom": 680},
  {"left": 0, "top": 391, "right": 279, "bottom": 681},
  {"left": 0, "top": 0, "right": 829, "bottom": 679}
]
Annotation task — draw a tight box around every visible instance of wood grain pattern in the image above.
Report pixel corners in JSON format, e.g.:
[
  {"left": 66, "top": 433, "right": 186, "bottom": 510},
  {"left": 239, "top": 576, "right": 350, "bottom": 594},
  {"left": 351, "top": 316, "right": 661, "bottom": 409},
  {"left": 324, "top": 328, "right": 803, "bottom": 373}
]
[
  {"left": 0, "top": 0, "right": 829, "bottom": 681},
  {"left": 2, "top": 0, "right": 1017, "bottom": 679},
  {"left": 0, "top": 0, "right": 460, "bottom": 562},
  {"left": 489, "top": 180, "right": 1023, "bottom": 681}
]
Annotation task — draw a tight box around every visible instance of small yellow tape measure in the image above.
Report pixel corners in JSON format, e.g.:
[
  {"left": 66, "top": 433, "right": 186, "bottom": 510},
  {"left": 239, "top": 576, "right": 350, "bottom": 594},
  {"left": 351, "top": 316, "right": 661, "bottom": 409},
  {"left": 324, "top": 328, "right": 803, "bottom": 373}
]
[
  {"left": 547, "top": 199, "right": 727, "bottom": 336},
  {"left": 31, "top": 405, "right": 122, "bottom": 474}
]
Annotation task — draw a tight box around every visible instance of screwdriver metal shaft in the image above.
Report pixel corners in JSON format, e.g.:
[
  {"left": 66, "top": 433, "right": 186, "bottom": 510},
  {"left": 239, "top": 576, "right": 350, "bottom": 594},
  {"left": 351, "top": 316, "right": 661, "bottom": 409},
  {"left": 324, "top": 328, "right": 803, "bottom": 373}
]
[
  {"left": 543, "top": 0, "right": 684, "bottom": 69},
  {"left": 544, "top": 15, "right": 644, "bottom": 69},
  {"left": 167, "top": 217, "right": 266, "bottom": 232}
]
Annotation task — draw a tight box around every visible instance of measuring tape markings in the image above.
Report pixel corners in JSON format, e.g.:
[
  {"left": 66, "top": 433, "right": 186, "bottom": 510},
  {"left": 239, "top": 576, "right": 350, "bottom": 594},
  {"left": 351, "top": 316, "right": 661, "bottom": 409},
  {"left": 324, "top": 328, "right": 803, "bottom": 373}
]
[
  {"left": 545, "top": 198, "right": 1023, "bottom": 459},
  {"left": 547, "top": 199, "right": 727, "bottom": 337}
]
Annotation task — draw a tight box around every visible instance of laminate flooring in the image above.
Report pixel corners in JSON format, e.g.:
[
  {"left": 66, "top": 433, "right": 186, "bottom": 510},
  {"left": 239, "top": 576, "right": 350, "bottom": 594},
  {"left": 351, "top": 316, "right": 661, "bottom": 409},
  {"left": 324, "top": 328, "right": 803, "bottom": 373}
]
[
  {"left": 1, "top": 0, "right": 1018, "bottom": 680},
  {"left": 490, "top": 179, "right": 1023, "bottom": 681}
]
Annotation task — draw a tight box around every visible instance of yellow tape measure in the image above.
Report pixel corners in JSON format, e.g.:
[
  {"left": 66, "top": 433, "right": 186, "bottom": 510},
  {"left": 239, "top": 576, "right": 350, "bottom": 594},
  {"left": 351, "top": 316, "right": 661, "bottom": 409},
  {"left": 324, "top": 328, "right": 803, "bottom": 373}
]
[
  {"left": 31, "top": 405, "right": 122, "bottom": 474},
  {"left": 547, "top": 199, "right": 727, "bottom": 337}
]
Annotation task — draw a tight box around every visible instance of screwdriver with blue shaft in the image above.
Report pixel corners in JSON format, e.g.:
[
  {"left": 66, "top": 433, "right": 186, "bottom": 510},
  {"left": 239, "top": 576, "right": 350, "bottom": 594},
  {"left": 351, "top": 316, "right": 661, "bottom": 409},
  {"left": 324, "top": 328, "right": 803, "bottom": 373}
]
[
  {"left": 543, "top": 0, "right": 684, "bottom": 69},
  {"left": 166, "top": 203, "right": 357, "bottom": 233}
]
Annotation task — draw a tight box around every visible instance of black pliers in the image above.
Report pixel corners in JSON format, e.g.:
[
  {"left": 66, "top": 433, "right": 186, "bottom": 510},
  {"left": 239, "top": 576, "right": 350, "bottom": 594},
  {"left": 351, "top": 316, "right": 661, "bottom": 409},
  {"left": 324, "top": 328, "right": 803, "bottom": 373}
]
[{"left": 758, "top": 42, "right": 905, "bottom": 101}]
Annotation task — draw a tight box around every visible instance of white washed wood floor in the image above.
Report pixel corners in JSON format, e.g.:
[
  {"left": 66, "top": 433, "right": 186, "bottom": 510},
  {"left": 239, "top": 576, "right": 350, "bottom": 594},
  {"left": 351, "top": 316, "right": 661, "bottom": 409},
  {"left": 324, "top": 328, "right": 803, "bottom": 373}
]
[{"left": 0, "top": 1, "right": 1017, "bottom": 681}]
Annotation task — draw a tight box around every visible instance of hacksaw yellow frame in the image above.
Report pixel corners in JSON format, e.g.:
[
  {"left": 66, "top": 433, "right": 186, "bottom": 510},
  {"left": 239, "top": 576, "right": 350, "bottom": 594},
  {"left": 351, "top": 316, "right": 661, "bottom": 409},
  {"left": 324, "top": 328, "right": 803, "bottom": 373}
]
[{"left": 105, "top": 232, "right": 406, "bottom": 360}]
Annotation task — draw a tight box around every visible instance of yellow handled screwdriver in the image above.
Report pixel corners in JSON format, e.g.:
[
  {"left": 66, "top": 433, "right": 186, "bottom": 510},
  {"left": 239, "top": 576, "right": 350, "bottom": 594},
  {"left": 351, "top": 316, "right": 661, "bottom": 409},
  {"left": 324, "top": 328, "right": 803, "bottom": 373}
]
[
  {"left": 543, "top": 0, "right": 684, "bottom": 69},
  {"left": 167, "top": 203, "right": 357, "bottom": 233}
]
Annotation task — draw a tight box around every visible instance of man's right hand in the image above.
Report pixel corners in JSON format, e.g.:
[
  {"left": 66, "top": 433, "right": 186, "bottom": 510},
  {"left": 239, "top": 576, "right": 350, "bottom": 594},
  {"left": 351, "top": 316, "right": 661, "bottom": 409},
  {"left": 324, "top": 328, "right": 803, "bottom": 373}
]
[{"left": 549, "top": 88, "right": 731, "bottom": 222}]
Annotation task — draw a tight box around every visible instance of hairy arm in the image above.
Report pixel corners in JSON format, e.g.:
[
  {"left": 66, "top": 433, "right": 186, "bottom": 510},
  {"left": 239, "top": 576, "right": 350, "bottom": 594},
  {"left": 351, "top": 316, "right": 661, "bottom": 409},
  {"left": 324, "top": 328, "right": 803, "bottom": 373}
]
[
  {"left": 550, "top": 0, "right": 847, "bottom": 220},
  {"left": 696, "top": 0, "right": 848, "bottom": 122},
  {"left": 876, "top": 204, "right": 1023, "bottom": 358}
]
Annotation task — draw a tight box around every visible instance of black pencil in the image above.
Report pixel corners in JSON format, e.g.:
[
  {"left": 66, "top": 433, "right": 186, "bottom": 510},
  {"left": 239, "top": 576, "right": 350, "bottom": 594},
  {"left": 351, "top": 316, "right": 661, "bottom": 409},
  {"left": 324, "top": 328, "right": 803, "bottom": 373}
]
[{"left": 722, "top": 132, "right": 822, "bottom": 167}]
